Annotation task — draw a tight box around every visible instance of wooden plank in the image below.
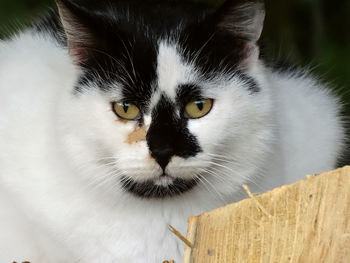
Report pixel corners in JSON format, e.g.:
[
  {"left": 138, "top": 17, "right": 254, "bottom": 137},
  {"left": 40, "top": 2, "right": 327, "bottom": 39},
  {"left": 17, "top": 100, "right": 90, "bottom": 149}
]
[{"left": 183, "top": 166, "right": 350, "bottom": 263}]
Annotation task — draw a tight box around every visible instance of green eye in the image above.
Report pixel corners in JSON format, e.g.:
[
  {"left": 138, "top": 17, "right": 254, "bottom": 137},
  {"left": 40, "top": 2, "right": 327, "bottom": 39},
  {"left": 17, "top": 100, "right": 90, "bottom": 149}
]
[
  {"left": 113, "top": 102, "right": 140, "bottom": 120},
  {"left": 185, "top": 99, "right": 213, "bottom": 119}
]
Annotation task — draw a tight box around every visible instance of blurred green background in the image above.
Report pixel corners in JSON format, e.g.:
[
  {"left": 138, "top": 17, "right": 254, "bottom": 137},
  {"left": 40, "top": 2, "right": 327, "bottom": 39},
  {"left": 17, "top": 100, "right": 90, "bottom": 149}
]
[{"left": 1, "top": 0, "right": 350, "bottom": 163}]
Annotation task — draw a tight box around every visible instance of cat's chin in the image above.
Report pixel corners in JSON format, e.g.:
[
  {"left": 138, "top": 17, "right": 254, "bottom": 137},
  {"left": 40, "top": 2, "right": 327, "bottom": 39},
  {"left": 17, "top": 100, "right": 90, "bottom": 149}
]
[{"left": 120, "top": 175, "right": 198, "bottom": 199}]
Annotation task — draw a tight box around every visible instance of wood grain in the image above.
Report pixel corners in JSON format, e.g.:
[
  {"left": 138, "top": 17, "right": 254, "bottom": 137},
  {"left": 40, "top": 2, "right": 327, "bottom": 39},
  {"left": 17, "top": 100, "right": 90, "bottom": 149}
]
[{"left": 183, "top": 166, "right": 350, "bottom": 263}]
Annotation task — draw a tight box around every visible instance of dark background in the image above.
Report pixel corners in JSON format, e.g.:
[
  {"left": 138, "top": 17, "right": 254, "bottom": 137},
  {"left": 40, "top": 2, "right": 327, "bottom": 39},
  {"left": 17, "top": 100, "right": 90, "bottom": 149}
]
[{"left": 1, "top": 0, "right": 349, "bottom": 164}]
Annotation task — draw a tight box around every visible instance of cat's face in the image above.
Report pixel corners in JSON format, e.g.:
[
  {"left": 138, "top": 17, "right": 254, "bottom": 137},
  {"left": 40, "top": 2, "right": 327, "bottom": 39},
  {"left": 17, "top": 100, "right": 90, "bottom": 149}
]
[{"left": 56, "top": 0, "right": 273, "bottom": 200}]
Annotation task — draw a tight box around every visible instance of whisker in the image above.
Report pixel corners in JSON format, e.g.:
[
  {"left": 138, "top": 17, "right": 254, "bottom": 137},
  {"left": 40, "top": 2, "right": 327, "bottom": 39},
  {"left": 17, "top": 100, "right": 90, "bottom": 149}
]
[{"left": 197, "top": 173, "right": 227, "bottom": 204}]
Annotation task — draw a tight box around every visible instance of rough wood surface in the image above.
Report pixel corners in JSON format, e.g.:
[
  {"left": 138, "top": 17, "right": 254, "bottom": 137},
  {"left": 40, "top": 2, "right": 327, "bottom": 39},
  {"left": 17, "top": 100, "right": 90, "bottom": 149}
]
[{"left": 183, "top": 166, "right": 350, "bottom": 263}]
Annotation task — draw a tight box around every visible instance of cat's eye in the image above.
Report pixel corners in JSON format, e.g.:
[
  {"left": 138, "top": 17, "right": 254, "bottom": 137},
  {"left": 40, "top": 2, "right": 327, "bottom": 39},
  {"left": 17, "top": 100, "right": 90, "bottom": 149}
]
[
  {"left": 185, "top": 99, "right": 213, "bottom": 119},
  {"left": 113, "top": 102, "right": 141, "bottom": 120}
]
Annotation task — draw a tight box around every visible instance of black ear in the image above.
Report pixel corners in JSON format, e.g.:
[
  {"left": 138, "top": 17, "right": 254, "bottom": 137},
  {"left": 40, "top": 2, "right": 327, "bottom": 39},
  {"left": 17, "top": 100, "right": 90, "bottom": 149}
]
[
  {"left": 56, "top": 0, "right": 100, "bottom": 63},
  {"left": 213, "top": 0, "right": 265, "bottom": 43},
  {"left": 201, "top": 0, "right": 265, "bottom": 69}
]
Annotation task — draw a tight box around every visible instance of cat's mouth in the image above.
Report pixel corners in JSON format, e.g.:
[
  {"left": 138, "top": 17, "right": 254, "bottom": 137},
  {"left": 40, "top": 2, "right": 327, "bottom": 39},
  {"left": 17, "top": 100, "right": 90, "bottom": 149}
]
[{"left": 120, "top": 175, "right": 198, "bottom": 198}]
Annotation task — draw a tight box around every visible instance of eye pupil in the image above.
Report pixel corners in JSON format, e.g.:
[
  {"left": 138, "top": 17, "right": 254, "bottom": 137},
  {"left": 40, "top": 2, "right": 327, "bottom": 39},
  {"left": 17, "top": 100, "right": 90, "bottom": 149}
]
[
  {"left": 196, "top": 101, "right": 204, "bottom": 111},
  {"left": 123, "top": 104, "right": 129, "bottom": 113}
]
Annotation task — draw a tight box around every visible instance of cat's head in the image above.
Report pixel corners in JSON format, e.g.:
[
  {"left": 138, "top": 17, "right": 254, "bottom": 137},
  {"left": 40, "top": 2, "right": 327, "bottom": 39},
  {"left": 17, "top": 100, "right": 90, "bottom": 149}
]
[{"left": 55, "top": 0, "right": 273, "bottom": 200}]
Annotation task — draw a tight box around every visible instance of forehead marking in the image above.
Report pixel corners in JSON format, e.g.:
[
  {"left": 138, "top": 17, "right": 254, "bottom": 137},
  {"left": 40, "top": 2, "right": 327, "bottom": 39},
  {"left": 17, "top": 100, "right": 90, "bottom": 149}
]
[{"left": 156, "top": 41, "right": 195, "bottom": 101}]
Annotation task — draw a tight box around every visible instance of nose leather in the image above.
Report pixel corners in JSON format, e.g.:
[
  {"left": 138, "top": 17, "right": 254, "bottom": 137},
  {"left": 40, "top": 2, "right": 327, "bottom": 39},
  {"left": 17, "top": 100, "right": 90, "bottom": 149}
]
[{"left": 149, "top": 146, "right": 174, "bottom": 171}]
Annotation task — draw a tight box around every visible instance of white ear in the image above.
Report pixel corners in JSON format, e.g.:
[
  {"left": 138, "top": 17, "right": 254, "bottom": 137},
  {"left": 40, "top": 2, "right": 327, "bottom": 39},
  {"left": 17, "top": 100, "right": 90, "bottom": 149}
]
[{"left": 56, "top": 0, "right": 96, "bottom": 63}]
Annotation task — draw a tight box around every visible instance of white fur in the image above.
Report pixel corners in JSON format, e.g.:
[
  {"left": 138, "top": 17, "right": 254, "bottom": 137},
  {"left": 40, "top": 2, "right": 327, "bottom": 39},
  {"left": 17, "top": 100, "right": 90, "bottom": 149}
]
[{"left": 0, "top": 30, "right": 344, "bottom": 263}]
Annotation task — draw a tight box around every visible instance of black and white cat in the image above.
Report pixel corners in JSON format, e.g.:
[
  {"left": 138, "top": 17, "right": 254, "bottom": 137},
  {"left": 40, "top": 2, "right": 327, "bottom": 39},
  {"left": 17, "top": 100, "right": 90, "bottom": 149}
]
[{"left": 0, "top": 0, "right": 344, "bottom": 262}]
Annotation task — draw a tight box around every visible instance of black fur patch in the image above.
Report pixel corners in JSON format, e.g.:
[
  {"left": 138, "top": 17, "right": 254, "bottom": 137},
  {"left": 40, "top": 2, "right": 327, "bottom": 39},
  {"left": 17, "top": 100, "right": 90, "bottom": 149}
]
[
  {"left": 146, "top": 95, "right": 202, "bottom": 170},
  {"left": 33, "top": 1, "right": 210, "bottom": 95},
  {"left": 121, "top": 176, "right": 198, "bottom": 198},
  {"left": 35, "top": 1, "right": 259, "bottom": 95},
  {"left": 176, "top": 1, "right": 262, "bottom": 94},
  {"left": 176, "top": 84, "right": 202, "bottom": 109},
  {"left": 179, "top": 25, "right": 248, "bottom": 78},
  {"left": 237, "top": 71, "right": 260, "bottom": 93}
]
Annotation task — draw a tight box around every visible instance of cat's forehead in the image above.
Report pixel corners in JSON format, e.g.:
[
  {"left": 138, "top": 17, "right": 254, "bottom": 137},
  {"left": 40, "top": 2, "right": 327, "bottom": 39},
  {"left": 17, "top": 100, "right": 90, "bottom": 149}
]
[
  {"left": 98, "top": 37, "right": 202, "bottom": 107},
  {"left": 156, "top": 41, "right": 197, "bottom": 101},
  {"left": 78, "top": 30, "right": 259, "bottom": 107},
  {"left": 65, "top": 0, "right": 263, "bottom": 101}
]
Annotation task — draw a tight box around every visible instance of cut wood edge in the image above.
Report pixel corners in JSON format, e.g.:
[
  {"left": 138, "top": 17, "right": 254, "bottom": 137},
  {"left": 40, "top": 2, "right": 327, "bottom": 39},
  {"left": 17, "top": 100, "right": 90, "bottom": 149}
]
[
  {"left": 183, "top": 216, "right": 198, "bottom": 263},
  {"left": 183, "top": 166, "right": 350, "bottom": 263}
]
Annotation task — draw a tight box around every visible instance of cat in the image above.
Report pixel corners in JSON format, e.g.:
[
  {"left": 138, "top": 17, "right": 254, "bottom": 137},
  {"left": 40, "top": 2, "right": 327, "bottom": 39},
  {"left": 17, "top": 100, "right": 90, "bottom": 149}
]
[{"left": 0, "top": 0, "right": 345, "bottom": 262}]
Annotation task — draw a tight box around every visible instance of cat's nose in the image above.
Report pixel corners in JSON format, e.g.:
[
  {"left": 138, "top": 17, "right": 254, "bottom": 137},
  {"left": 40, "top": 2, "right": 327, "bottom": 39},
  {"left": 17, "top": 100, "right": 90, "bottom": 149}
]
[{"left": 149, "top": 146, "right": 174, "bottom": 171}]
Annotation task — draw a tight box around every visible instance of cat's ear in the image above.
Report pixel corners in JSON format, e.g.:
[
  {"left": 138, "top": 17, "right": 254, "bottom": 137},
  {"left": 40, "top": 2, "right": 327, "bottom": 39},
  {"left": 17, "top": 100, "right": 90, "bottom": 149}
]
[
  {"left": 214, "top": 0, "right": 265, "bottom": 42},
  {"left": 206, "top": 0, "right": 265, "bottom": 68},
  {"left": 56, "top": 0, "right": 99, "bottom": 64}
]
